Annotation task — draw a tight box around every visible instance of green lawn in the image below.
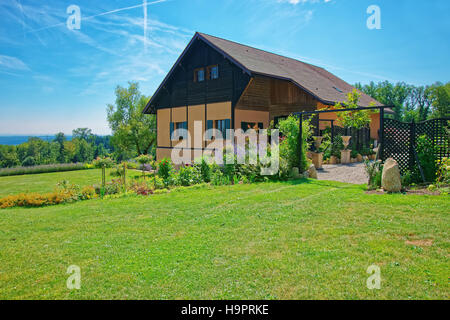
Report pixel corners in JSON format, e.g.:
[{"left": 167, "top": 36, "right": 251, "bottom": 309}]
[
  {"left": 0, "top": 179, "right": 448, "bottom": 299},
  {"left": 0, "top": 169, "right": 143, "bottom": 197}
]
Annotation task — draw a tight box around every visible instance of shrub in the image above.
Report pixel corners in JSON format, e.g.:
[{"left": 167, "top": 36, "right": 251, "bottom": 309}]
[
  {"left": 84, "top": 163, "right": 95, "bottom": 169},
  {"left": 277, "top": 157, "right": 291, "bottom": 181},
  {"left": 331, "top": 135, "right": 344, "bottom": 159},
  {"left": 195, "top": 157, "right": 212, "bottom": 183},
  {"left": 157, "top": 158, "right": 173, "bottom": 184},
  {"left": 110, "top": 165, "right": 125, "bottom": 177},
  {"left": 401, "top": 170, "right": 413, "bottom": 187},
  {"left": 364, "top": 160, "right": 383, "bottom": 190},
  {"left": 94, "top": 179, "right": 123, "bottom": 195},
  {"left": 79, "top": 186, "right": 96, "bottom": 200},
  {"left": 211, "top": 167, "right": 227, "bottom": 186},
  {"left": 151, "top": 176, "right": 165, "bottom": 190},
  {"left": 136, "top": 154, "right": 153, "bottom": 176},
  {"left": 436, "top": 157, "right": 450, "bottom": 186},
  {"left": 0, "top": 163, "right": 89, "bottom": 177},
  {"left": 124, "top": 161, "right": 139, "bottom": 170},
  {"left": 175, "top": 165, "right": 202, "bottom": 186},
  {"left": 237, "top": 163, "right": 263, "bottom": 183},
  {"left": 93, "top": 156, "right": 115, "bottom": 168},
  {"left": 415, "top": 134, "right": 437, "bottom": 182},
  {"left": 129, "top": 180, "right": 153, "bottom": 196},
  {"left": 278, "top": 116, "right": 312, "bottom": 172},
  {"left": 0, "top": 183, "right": 96, "bottom": 209}
]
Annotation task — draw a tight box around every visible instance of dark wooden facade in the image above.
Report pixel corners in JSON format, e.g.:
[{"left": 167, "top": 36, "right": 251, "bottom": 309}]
[
  {"left": 236, "top": 75, "right": 319, "bottom": 122},
  {"left": 151, "top": 38, "right": 250, "bottom": 111}
]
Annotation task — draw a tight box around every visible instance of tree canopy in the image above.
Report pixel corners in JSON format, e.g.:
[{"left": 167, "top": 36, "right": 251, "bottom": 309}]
[
  {"left": 106, "top": 82, "right": 156, "bottom": 158},
  {"left": 355, "top": 81, "right": 449, "bottom": 121}
]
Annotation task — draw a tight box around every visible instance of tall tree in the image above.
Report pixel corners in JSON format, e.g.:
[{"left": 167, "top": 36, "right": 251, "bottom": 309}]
[
  {"left": 404, "top": 85, "right": 433, "bottom": 121},
  {"left": 53, "top": 132, "right": 67, "bottom": 163},
  {"left": 106, "top": 82, "right": 156, "bottom": 157},
  {"left": 429, "top": 82, "right": 450, "bottom": 119},
  {"left": 72, "top": 128, "right": 93, "bottom": 141}
]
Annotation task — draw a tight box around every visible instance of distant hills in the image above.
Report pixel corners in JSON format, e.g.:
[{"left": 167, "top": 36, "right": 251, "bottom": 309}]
[{"left": 0, "top": 135, "right": 73, "bottom": 146}]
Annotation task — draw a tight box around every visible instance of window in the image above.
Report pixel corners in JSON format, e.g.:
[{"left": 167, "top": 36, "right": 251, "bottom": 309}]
[
  {"left": 195, "top": 66, "right": 219, "bottom": 82},
  {"left": 194, "top": 68, "right": 205, "bottom": 82},
  {"left": 208, "top": 65, "right": 219, "bottom": 80},
  {"left": 170, "top": 121, "right": 188, "bottom": 141},
  {"left": 206, "top": 119, "right": 231, "bottom": 140},
  {"left": 216, "top": 120, "right": 227, "bottom": 137}
]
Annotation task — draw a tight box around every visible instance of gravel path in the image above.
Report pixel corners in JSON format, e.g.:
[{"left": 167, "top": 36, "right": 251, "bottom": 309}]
[{"left": 317, "top": 163, "right": 368, "bottom": 185}]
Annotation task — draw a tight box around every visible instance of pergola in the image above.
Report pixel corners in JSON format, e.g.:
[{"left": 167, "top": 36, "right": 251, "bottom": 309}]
[{"left": 294, "top": 105, "right": 394, "bottom": 171}]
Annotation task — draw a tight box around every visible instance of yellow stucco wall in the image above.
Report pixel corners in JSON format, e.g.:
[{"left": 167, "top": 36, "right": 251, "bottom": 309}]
[
  {"left": 157, "top": 108, "right": 171, "bottom": 147},
  {"left": 235, "top": 109, "right": 269, "bottom": 130}
]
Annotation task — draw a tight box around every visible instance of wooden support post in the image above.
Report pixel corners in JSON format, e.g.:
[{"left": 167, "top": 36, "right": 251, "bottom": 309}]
[
  {"left": 102, "top": 164, "right": 106, "bottom": 187},
  {"left": 331, "top": 120, "right": 335, "bottom": 144},
  {"left": 123, "top": 162, "right": 127, "bottom": 192},
  {"left": 315, "top": 114, "right": 320, "bottom": 136},
  {"left": 379, "top": 107, "right": 385, "bottom": 160},
  {"left": 298, "top": 114, "right": 303, "bottom": 172}
]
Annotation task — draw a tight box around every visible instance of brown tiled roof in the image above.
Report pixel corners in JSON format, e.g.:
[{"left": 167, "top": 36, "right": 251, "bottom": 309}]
[{"left": 198, "top": 32, "right": 383, "bottom": 107}]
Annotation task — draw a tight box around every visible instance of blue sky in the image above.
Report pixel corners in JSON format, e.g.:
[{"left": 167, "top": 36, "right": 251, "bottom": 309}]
[{"left": 0, "top": 0, "right": 449, "bottom": 135}]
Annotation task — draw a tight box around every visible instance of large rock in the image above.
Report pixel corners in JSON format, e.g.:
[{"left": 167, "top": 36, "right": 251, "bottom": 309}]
[
  {"left": 382, "top": 158, "right": 402, "bottom": 192},
  {"left": 307, "top": 164, "right": 318, "bottom": 179}
]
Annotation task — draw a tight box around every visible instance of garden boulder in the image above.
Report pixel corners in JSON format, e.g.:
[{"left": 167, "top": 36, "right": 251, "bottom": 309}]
[
  {"left": 382, "top": 158, "right": 402, "bottom": 192},
  {"left": 307, "top": 164, "right": 318, "bottom": 179}
]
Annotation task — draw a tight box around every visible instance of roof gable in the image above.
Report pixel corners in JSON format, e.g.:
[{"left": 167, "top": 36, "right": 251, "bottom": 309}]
[
  {"left": 144, "top": 32, "right": 383, "bottom": 113},
  {"left": 198, "top": 32, "right": 383, "bottom": 107}
]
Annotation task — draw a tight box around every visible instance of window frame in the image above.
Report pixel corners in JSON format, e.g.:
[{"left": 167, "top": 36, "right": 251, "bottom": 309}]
[
  {"left": 194, "top": 68, "right": 205, "bottom": 82},
  {"left": 207, "top": 65, "right": 219, "bottom": 80}
]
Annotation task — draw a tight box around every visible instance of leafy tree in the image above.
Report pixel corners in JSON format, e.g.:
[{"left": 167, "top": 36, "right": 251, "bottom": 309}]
[
  {"left": 356, "top": 81, "right": 412, "bottom": 120},
  {"left": 53, "top": 132, "right": 67, "bottom": 163},
  {"left": 21, "top": 156, "right": 36, "bottom": 167},
  {"left": 107, "top": 82, "right": 156, "bottom": 157},
  {"left": 63, "top": 141, "right": 76, "bottom": 162},
  {"left": 333, "top": 90, "right": 374, "bottom": 129},
  {"left": 429, "top": 82, "right": 450, "bottom": 118},
  {"left": 0, "top": 145, "right": 19, "bottom": 167},
  {"left": 72, "top": 128, "right": 93, "bottom": 142},
  {"left": 73, "top": 138, "right": 94, "bottom": 163}
]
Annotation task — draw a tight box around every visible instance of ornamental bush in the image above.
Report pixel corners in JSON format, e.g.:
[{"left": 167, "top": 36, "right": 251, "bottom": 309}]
[
  {"left": 415, "top": 134, "right": 437, "bottom": 182},
  {"left": 157, "top": 158, "right": 173, "bottom": 185},
  {"left": 93, "top": 156, "right": 115, "bottom": 168},
  {"left": 278, "top": 115, "right": 312, "bottom": 172}
]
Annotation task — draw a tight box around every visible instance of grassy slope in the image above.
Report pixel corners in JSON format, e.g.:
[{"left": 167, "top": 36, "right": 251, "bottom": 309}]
[
  {"left": 0, "top": 169, "right": 142, "bottom": 197},
  {"left": 0, "top": 179, "right": 448, "bottom": 300}
]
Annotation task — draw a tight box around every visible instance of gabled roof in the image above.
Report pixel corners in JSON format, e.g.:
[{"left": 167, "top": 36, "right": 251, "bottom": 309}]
[{"left": 144, "top": 32, "right": 383, "bottom": 113}]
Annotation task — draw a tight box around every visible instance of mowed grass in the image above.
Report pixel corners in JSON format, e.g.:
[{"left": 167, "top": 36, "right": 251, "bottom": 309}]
[
  {"left": 0, "top": 179, "right": 448, "bottom": 300},
  {"left": 0, "top": 169, "right": 142, "bottom": 197}
]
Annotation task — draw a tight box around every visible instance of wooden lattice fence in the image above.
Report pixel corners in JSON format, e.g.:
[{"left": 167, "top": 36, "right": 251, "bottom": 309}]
[{"left": 382, "top": 118, "right": 450, "bottom": 174}]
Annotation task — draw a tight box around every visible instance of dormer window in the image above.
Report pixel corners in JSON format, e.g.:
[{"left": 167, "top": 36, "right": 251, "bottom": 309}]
[
  {"left": 194, "top": 68, "right": 205, "bottom": 82},
  {"left": 208, "top": 65, "right": 219, "bottom": 80}
]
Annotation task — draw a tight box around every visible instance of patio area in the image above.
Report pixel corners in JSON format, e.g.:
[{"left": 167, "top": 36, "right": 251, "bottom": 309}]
[{"left": 317, "top": 163, "right": 368, "bottom": 185}]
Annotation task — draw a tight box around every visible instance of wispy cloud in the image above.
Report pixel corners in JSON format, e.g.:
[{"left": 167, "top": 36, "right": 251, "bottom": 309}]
[
  {"left": 277, "top": 0, "right": 332, "bottom": 4},
  {"left": 0, "top": 55, "right": 29, "bottom": 71}
]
